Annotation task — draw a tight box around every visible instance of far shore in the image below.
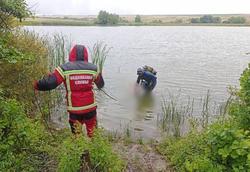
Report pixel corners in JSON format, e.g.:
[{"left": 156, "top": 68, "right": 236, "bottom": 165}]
[{"left": 23, "top": 14, "right": 250, "bottom": 27}]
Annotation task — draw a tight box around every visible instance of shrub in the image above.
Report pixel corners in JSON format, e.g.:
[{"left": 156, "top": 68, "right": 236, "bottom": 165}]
[
  {"left": 159, "top": 121, "right": 250, "bottom": 171},
  {"left": 191, "top": 15, "right": 221, "bottom": 24},
  {"left": 0, "top": 34, "right": 26, "bottom": 63},
  {"left": 57, "top": 136, "right": 89, "bottom": 172},
  {"left": 0, "top": 0, "right": 31, "bottom": 30},
  {"left": 57, "top": 129, "right": 125, "bottom": 172},
  {"left": 226, "top": 17, "right": 246, "bottom": 24},
  {"left": 229, "top": 63, "right": 250, "bottom": 130},
  {"left": 206, "top": 123, "right": 250, "bottom": 171},
  {"left": 158, "top": 132, "right": 205, "bottom": 171},
  {"left": 229, "top": 102, "right": 250, "bottom": 130},
  {"left": 239, "top": 63, "right": 250, "bottom": 106},
  {"left": 135, "top": 15, "right": 141, "bottom": 23},
  {"left": 0, "top": 30, "right": 48, "bottom": 111},
  {"left": 191, "top": 18, "right": 200, "bottom": 23},
  {"left": 0, "top": 96, "right": 52, "bottom": 171}
]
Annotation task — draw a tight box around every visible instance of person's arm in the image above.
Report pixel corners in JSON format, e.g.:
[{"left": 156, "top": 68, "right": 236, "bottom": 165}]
[
  {"left": 34, "top": 67, "right": 64, "bottom": 91},
  {"left": 148, "top": 74, "right": 157, "bottom": 88},
  {"left": 94, "top": 73, "right": 104, "bottom": 89},
  {"left": 136, "top": 76, "right": 141, "bottom": 84}
]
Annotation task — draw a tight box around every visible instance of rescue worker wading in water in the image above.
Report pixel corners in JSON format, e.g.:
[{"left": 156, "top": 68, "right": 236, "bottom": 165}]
[
  {"left": 136, "top": 65, "right": 157, "bottom": 92},
  {"left": 34, "top": 44, "right": 104, "bottom": 137}
]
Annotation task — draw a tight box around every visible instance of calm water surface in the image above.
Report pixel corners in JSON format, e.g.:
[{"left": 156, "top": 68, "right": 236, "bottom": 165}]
[{"left": 26, "top": 26, "right": 250, "bottom": 139}]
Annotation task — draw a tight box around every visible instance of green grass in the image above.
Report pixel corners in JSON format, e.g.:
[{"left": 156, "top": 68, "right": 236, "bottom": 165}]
[
  {"left": 23, "top": 17, "right": 96, "bottom": 26},
  {"left": 157, "top": 64, "right": 250, "bottom": 172},
  {"left": 57, "top": 129, "right": 125, "bottom": 172}
]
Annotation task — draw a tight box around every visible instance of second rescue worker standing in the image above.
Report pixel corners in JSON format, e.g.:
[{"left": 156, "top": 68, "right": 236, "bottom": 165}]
[{"left": 34, "top": 45, "right": 104, "bottom": 137}]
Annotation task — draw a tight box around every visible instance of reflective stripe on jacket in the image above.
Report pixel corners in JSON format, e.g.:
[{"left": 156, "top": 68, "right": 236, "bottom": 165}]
[
  {"left": 36, "top": 45, "right": 104, "bottom": 114},
  {"left": 56, "top": 65, "right": 99, "bottom": 113}
]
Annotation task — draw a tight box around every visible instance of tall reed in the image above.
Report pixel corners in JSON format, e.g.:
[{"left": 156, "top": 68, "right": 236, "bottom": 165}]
[
  {"left": 47, "top": 33, "right": 72, "bottom": 70},
  {"left": 158, "top": 91, "right": 232, "bottom": 137},
  {"left": 89, "top": 42, "right": 111, "bottom": 73},
  {"left": 201, "top": 90, "right": 210, "bottom": 128},
  {"left": 44, "top": 33, "right": 72, "bottom": 121},
  {"left": 158, "top": 96, "right": 187, "bottom": 137}
]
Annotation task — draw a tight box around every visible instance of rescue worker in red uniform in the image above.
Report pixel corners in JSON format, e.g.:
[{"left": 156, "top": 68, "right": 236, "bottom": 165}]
[{"left": 34, "top": 44, "right": 104, "bottom": 137}]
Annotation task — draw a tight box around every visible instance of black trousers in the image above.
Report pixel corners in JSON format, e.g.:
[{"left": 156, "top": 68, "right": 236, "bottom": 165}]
[{"left": 69, "top": 110, "right": 97, "bottom": 134}]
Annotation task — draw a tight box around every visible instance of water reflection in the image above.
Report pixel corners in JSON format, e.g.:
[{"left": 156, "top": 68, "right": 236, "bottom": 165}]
[{"left": 134, "top": 91, "right": 155, "bottom": 120}]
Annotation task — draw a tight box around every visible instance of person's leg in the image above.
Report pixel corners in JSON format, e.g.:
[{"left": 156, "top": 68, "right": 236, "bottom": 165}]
[
  {"left": 69, "top": 120, "right": 76, "bottom": 134},
  {"left": 69, "top": 113, "right": 85, "bottom": 135},
  {"left": 84, "top": 113, "right": 97, "bottom": 138},
  {"left": 69, "top": 120, "right": 83, "bottom": 135}
]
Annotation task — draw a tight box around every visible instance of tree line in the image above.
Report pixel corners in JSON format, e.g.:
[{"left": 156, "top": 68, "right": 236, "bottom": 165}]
[
  {"left": 97, "top": 10, "right": 120, "bottom": 25},
  {"left": 97, "top": 11, "right": 142, "bottom": 25},
  {"left": 191, "top": 15, "right": 246, "bottom": 24},
  {"left": 0, "top": 0, "right": 31, "bottom": 30},
  {"left": 97, "top": 12, "right": 247, "bottom": 25}
]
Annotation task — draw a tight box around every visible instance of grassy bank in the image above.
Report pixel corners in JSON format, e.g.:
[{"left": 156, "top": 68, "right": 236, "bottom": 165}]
[
  {"left": 157, "top": 65, "right": 250, "bottom": 171},
  {"left": 23, "top": 17, "right": 96, "bottom": 26},
  {"left": 0, "top": 8, "right": 126, "bottom": 170},
  {"left": 0, "top": 95, "right": 125, "bottom": 171}
]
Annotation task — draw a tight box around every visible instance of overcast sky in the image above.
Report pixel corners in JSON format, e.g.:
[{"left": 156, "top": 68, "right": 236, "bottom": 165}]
[{"left": 27, "top": 0, "right": 250, "bottom": 15}]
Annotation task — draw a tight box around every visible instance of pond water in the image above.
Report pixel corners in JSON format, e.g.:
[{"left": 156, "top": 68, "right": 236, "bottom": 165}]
[{"left": 26, "top": 26, "right": 250, "bottom": 139}]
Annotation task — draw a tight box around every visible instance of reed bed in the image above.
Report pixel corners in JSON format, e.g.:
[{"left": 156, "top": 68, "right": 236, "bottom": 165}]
[
  {"left": 44, "top": 33, "right": 72, "bottom": 121},
  {"left": 89, "top": 42, "right": 111, "bottom": 73},
  {"left": 47, "top": 33, "right": 72, "bottom": 70},
  {"left": 158, "top": 95, "right": 190, "bottom": 137},
  {"left": 158, "top": 91, "right": 232, "bottom": 137}
]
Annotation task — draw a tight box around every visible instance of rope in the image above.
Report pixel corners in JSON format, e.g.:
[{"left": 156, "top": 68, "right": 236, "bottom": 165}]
[
  {"left": 94, "top": 88, "right": 118, "bottom": 101},
  {"left": 99, "top": 88, "right": 118, "bottom": 101}
]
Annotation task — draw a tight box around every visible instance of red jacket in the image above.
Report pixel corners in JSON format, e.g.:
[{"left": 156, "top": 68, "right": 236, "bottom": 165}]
[{"left": 35, "top": 45, "right": 104, "bottom": 114}]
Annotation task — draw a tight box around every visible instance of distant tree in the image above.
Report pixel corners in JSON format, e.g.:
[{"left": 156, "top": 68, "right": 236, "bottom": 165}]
[
  {"left": 0, "top": 0, "right": 31, "bottom": 29},
  {"left": 97, "top": 10, "right": 109, "bottom": 24},
  {"left": 97, "top": 10, "right": 120, "bottom": 25},
  {"left": 200, "top": 15, "right": 214, "bottom": 23},
  {"left": 135, "top": 15, "right": 141, "bottom": 23},
  {"left": 192, "top": 15, "right": 221, "bottom": 24},
  {"left": 108, "top": 13, "right": 119, "bottom": 24},
  {"left": 212, "top": 17, "right": 221, "bottom": 23},
  {"left": 227, "top": 16, "right": 246, "bottom": 24},
  {"left": 191, "top": 18, "right": 200, "bottom": 23}
]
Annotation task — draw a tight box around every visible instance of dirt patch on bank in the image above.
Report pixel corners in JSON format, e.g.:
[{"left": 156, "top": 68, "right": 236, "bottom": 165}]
[{"left": 113, "top": 142, "right": 174, "bottom": 172}]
